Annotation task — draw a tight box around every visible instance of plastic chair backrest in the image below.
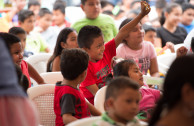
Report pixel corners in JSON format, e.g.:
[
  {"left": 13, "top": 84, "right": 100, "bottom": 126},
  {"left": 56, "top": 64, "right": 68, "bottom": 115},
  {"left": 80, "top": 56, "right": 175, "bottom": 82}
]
[
  {"left": 94, "top": 86, "right": 107, "bottom": 113},
  {"left": 40, "top": 72, "right": 63, "bottom": 84},
  {"left": 26, "top": 53, "right": 52, "bottom": 74},
  {"left": 27, "top": 84, "right": 56, "bottom": 126}
]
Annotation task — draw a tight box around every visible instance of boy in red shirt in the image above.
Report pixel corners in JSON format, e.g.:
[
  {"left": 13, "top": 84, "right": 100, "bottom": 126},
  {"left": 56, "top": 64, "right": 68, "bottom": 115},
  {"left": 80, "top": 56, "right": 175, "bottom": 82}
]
[{"left": 78, "top": 1, "right": 151, "bottom": 104}]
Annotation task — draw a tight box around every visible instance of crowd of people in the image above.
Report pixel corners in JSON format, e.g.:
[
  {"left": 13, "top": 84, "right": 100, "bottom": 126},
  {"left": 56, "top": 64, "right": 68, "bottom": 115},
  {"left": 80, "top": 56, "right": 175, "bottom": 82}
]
[{"left": 1, "top": 0, "right": 194, "bottom": 126}]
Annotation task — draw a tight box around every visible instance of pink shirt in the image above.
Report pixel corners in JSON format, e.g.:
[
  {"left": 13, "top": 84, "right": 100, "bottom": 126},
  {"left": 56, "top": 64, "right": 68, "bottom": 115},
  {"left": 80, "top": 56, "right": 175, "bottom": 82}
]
[
  {"left": 139, "top": 87, "right": 160, "bottom": 111},
  {"left": 116, "top": 41, "right": 156, "bottom": 75}
]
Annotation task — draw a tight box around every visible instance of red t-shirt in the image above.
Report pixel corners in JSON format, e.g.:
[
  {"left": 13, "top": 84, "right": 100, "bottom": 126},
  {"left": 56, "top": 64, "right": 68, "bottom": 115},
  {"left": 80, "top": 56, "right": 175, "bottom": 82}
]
[
  {"left": 21, "top": 60, "right": 31, "bottom": 87},
  {"left": 54, "top": 83, "right": 91, "bottom": 126},
  {"left": 79, "top": 39, "right": 116, "bottom": 104}
]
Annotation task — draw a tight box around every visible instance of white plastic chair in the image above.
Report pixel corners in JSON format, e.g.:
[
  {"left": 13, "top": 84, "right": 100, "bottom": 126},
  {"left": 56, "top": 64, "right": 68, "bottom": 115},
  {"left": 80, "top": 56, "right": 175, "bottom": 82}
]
[
  {"left": 143, "top": 75, "right": 164, "bottom": 90},
  {"left": 40, "top": 72, "right": 63, "bottom": 84},
  {"left": 94, "top": 86, "right": 107, "bottom": 113},
  {"left": 27, "top": 84, "right": 56, "bottom": 126},
  {"left": 26, "top": 53, "right": 52, "bottom": 74},
  {"left": 67, "top": 116, "right": 101, "bottom": 126},
  {"left": 157, "top": 53, "right": 176, "bottom": 75}
]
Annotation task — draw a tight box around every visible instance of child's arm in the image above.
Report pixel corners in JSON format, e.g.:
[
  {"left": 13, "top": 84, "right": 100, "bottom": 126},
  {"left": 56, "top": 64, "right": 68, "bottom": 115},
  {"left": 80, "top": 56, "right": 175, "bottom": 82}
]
[
  {"left": 114, "top": 1, "right": 150, "bottom": 47},
  {"left": 86, "top": 84, "right": 99, "bottom": 97},
  {"left": 150, "top": 58, "right": 160, "bottom": 77},
  {"left": 86, "top": 100, "right": 101, "bottom": 116},
  {"left": 27, "top": 63, "right": 46, "bottom": 84},
  {"left": 176, "top": 46, "right": 188, "bottom": 58},
  {"left": 62, "top": 114, "right": 77, "bottom": 125},
  {"left": 166, "top": 42, "right": 175, "bottom": 53}
]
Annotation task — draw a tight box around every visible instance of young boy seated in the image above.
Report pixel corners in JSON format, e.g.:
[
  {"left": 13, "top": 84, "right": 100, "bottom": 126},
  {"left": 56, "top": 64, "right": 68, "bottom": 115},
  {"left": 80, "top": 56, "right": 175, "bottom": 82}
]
[
  {"left": 71, "top": 0, "right": 118, "bottom": 43},
  {"left": 93, "top": 76, "right": 141, "bottom": 126},
  {"left": 78, "top": 1, "right": 150, "bottom": 104},
  {"left": 33, "top": 8, "right": 56, "bottom": 50},
  {"left": 143, "top": 24, "right": 175, "bottom": 55},
  {"left": 0, "top": 32, "right": 45, "bottom": 87},
  {"left": 18, "top": 9, "right": 50, "bottom": 54},
  {"left": 54, "top": 48, "right": 101, "bottom": 126}
]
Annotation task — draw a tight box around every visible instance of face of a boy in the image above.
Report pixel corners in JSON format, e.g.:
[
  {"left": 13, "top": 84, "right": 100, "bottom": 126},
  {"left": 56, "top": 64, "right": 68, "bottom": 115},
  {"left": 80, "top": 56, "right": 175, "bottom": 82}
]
[
  {"left": 128, "top": 64, "right": 144, "bottom": 86},
  {"left": 81, "top": 0, "right": 101, "bottom": 19},
  {"left": 39, "top": 13, "right": 52, "bottom": 31},
  {"left": 15, "top": 0, "right": 26, "bottom": 11},
  {"left": 181, "top": 8, "right": 194, "bottom": 25},
  {"left": 10, "top": 42, "right": 23, "bottom": 66},
  {"left": 20, "top": 15, "right": 35, "bottom": 34},
  {"left": 84, "top": 36, "right": 105, "bottom": 62},
  {"left": 52, "top": 10, "right": 65, "bottom": 27},
  {"left": 111, "top": 88, "right": 140, "bottom": 123},
  {"left": 144, "top": 30, "right": 156, "bottom": 45}
]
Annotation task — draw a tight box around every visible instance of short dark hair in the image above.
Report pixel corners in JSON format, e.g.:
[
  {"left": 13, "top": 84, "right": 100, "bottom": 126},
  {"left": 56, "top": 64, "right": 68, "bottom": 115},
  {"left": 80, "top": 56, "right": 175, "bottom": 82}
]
[
  {"left": 60, "top": 48, "right": 89, "bottom": 80},
  {"left": 9, "top": 27, "right": 26, "bottom": 35},
  {"left": 101, "top": 0, "right": 114, "bottom": 9},
  {"left": 142, "top": 24, "right": 156, "bottom": 33},
  {"left": 0, "top": 32, "right": 20, "bottom": 50},
  {"left": 78, "top": 25, "right": 102, "bottom": 49},
  {"left": 81, "top": 0, "right": 87, "bottom": 5},
  {"left": 105, "top": 76, "right": 139, "bottom": 100},
  {"left": 113, "top": 59, "right": 136, "bottom": 78},
  {"left": 28, "top": 0, "right": 40, "bottom": 9},
  {"left": 182, "top": 3, "right": 194, "bottom": 13},
  {"left": 18, "top": 10, "right": 34, "bottom": 22},
  {"left": 38, "top": 8, "right": 52, "bottom": 17},
  {"left": 53, "top": 0, "right": 66, "bottom": 14}
]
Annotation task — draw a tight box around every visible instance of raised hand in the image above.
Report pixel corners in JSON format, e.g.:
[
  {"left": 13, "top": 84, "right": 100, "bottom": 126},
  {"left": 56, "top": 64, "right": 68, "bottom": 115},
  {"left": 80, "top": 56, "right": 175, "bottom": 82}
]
[{"left": 140, "top": 1, "right": 151, "bottom": 17}]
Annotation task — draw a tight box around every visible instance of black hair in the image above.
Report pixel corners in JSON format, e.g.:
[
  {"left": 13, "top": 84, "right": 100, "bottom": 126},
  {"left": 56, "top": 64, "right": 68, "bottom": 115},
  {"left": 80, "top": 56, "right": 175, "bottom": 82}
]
[
  {"left": 149, "top": 55, "right": 194, "bottom": 126},
  {"left": 142, "top": 24, "right": 156, "bottom": 33},
  {"left": 159, "top": 3, "right": 181, "bottom": 26},
  {"left": 78, "top": 25, "right": 102, "bottom": 49},
  {"left": 53, "top": 0, "right": 66, "bottom": 14},
  {"left": 101, "top": 0, "right": 114, "bottom": 9},
  {"left": 81, "top": 0, "right": 87, "bottom": 5},
  {"left": 191, "top": 37, "right": 194, "bottom": 52},
  {"left": 0, "top": 32, "right": 20, "bottom": 50},
  {"left": 181, "top": 3, "right": 194, "bottom": 13},
  {"left": 113, "top": 59, "right": 136, "bottom": 78},
  {"left": 9, "top": 27, "right": 26, "bottom": 35},
  {"left": 28, "top": 0, "right": 40, "bottom": 9},
  {"left": 38, "top": 8, "right": 52, "bottom": 17},
  {"left": 105, "top": 76, "right": 139, "bottom": 100},
  {"left": 60, "top": 48, "right": 89, "bottom": 80},
  {"left": 47, "top": 27, "right": 76, "bottom": 72},
  {"left": 102, "top": 10, "right": 114, "bottom": 16},
  {"left": 18, "top": 9, "right": 34, "bottom": 22},
  {"left": 15, "top": 64, "right": 29, "bottom": 93}
]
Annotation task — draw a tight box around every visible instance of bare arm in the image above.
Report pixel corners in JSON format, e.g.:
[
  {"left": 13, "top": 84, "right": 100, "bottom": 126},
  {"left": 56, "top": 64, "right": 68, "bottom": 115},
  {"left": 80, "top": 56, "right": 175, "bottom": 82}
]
[
  {"left": 114, "top": 1, "right": 151, "bottom": 47},
  {"left": 52, "top": 56, "right": 61, "bottom": 72},
  {"left": 62, "top": 114, "right": 77, "bottom": 125},
  {"left": 149, "top": 57, "right": 160, "bottom": 77},
  {"left": 45, "top": 47, "right": 50, "bottom": 53},
  {"left": 86, "top": 100, "right": 101, "bottom": 116},
  {"left": 86, "top": 84, "right": 99, "bottom": 96},
  {"left": 27, "top": 63, "right": 45, "bottom": 84}
]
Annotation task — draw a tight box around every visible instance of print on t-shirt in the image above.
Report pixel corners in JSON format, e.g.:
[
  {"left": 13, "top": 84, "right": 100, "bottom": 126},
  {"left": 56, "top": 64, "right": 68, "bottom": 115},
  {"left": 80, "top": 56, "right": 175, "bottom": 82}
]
[
  {"left": 96, "top": 65, "right": 111, "bottom": 88},
  {"left": 133, "top": 57, "right": 150, "bottom": 75}
]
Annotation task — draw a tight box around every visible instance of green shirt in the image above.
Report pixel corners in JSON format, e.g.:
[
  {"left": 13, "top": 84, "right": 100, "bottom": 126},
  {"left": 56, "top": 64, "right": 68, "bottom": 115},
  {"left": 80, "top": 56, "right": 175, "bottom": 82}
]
[
  {"left": 72, "top": 14, "right": 118, "bottom": 43},
  {"left": 93, "top": 112, "right": 142, "bottom": 126}
]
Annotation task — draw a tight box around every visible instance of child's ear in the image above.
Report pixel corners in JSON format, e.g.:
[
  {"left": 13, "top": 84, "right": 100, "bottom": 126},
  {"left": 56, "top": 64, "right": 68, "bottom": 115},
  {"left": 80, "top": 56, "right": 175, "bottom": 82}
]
[
  {"left": 105, "top": 97, "right": 114, "bottom": 108},
  {"left": 18, "top": 21, "right": 22, "bottom": 26},
  {"left": 80, "top": 4, "right": 85, "bottom": 11},
  {"left": 60, "top": 42, "right": 67, "bottom": 48}
]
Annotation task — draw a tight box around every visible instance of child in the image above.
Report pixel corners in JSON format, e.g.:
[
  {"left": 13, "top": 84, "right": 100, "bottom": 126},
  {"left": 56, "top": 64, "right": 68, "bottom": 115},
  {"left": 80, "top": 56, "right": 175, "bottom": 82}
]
[
  {"left": 71, "top": 0, "right": 118, "bottom": 43},
  {"left": 149, "top": 55, "right": 194, "bottom": 126},
  {"left": 143, "top": 24, "right": 175, "bottom": 55},
  {"left": 78, "top": 1, "right": 150, "bottom": 105},
  {"left": 47, "top": 28, "right": 78, "bottom": 72},
  {"left": 28, "top": 0, "right": 41, "bottom": 18},
  {"left": 116, "top": 18, "right": 159, "bottom": 77},
  {"left": 179, "top": 3, "right": 194, "bottom": 33},
  {"left": 52, "top": 1, "right": 71, "bottom": 31},
  {"left": 18, "top": 9, "right": 50, "bottom": 54},
  {"left": 9, "top": 26, "right": 33, "bottom": 58},
  {"left": 0, "top": 32, "right": 45, "bottom": 87},
  {"left": 33, "top": 8, "right": 56, "bottom": 50},
  {"left": 156, "top": 3, "right": 187, "bottom": 47},
  {"left": 54, "top": 48, "right": 101, "bottom": 126},
  {"left": 113, "top": 59, "right": 161, "bottom": 120},
  {"left": 94, "top": 76, "right": 141, "bottom": 126}
]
